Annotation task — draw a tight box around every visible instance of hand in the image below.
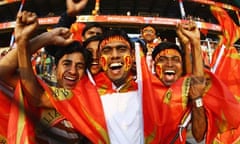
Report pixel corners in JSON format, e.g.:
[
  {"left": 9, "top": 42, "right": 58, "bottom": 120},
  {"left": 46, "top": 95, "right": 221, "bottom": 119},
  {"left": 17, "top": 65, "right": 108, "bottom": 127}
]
[
  {"left": 66, "top": 0, "right": 89, "bottom": 16},
  {"left": 15, "top": 11, "right": 39, "bottom": 42},
  {"left": 176, "top": 23, "right": 190, "bottom": 46},
  {"left": 178, "top": 20, "right": 200, "bottom": 44},
  {"left": 46, "top": 27, "right": 74, "bottom": 46}
]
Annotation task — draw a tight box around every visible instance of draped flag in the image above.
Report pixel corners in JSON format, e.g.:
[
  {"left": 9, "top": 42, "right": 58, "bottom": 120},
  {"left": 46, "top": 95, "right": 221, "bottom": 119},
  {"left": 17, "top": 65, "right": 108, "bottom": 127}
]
[
  {"left": 7, "top": 81, "right": 36, "bottom": 144},
  {"left": 0, "top": 90, "right": 11, "bottom": 144},
  {"left": 210, "top": 5, "right": 240, "bottom": 101},
  {"left": 40, "top": 76, "right": 110, "bottom": 143},
  {"left": 210, "top": 5, "right": 240, "bottom": 143}
]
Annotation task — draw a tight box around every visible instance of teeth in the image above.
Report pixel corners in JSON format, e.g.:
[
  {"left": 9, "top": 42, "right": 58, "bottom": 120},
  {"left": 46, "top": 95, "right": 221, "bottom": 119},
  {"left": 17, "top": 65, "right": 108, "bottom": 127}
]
[
  {"left": 64, "top": 76, "right": 76, "bottom": 81},
  {"left": 110, "top": 63, "right": 122, "bottom": 68},
  {"left": 164, "top": 70, "right": 175, "bottom": 75},
  {"left": 92, "top": 61, "right": 99, "bottom": 65}
]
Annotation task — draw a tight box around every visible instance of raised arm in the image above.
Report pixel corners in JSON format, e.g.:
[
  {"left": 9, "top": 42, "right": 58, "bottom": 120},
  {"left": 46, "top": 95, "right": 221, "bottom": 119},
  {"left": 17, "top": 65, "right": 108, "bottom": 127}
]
[
  {"left": 0, "top": 26, "right": 74, "bottom": 89},
  {"left": 16, "top": 11, "right": 74, "bottom": 107},
  {"left": 15, "top": 11, "right": 48, "bottom": 107},
  {"left": 179, "top": 21, "right": 207, "bottom": 142},
  {"left": 55, "top": 0, "right": 89, "bottom": 28},
  {"left": 176, "top": 23, "right": 192, "bottom": 74}
]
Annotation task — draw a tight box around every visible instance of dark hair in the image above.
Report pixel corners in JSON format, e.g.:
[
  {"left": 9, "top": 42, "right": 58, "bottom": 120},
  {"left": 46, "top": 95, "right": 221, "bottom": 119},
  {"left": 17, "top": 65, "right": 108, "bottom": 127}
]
[
  {"left": 45, "top": 41, "right": 92, "bottom": 69},
  {"left": 99, "top": 29, "right": 134, "bottom": 50},
  {"left": 81, "top": 22, "right": 104, "bottom": 37},
  {"left": 152, "top": 42, "right": 185, "bottom": 75},
  {"left": 82, "top": 35, "right": 103, "bottom": 48},
  {"left": 141, "top": 24, "right": 157, "bottom": 33}
]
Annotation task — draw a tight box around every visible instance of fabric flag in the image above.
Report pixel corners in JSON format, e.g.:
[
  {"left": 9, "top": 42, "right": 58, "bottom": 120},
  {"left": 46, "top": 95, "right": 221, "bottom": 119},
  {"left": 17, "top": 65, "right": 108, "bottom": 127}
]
[
  {"left": 210, "top": 5, "right": 240, "bottom": 47},
  {"left": 7, "top": 81, "right": 37, "bottom": 144},
  {"left": 0, "top": 90, "right": 11, "bottom": 144},
  {"left": 70, "top": 22, "right": 86, "bottom": 43},
  {"left": 210, "top": 5, "right": 240, "bottom": 100},
  {"left": 40, "top": 76, "right": 110, "bottom": 143}
]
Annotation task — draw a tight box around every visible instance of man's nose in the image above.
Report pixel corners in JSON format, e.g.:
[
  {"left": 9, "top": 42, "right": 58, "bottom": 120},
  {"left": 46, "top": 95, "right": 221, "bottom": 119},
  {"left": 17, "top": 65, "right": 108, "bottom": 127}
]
[
  {"left": 111, "top": 48, "right": 118, "bottom": 58},
  {"left": 69, "top": 65, "right": 77, "bottom": 74}
]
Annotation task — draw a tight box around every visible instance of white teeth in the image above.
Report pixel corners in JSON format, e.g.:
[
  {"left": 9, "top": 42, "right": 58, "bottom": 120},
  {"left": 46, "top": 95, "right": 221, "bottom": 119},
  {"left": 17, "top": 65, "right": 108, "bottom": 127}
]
[
  {"left": 92, "top": 61, "right": 99, "bottom": 65},
  {"left": 65, "top": 76, "right": 76, "bottom": 81},
  {"left": 110, "top": 63, "right": 122, "bottom": 68},
  {"left": 164, "top": 70, "right": 175, "bottom": 74}
]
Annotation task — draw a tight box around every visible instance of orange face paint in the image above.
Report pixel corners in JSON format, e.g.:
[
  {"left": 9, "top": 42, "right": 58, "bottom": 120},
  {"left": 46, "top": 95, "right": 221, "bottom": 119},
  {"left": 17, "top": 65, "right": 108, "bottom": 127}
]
[
  {"left": 123, "top": 55, "right": 132, "bottom": 72},
  {"left": 159, "top": 49, "right": 181, "bottom": 57},
  {"left": 100, "top": 55, "right": 108, "bottom": 71},
  {"left": 155, "top": 63, "right": 163, "bottom": 80},
  {"left": 100, "top": 36, "right": 130, "bottom": 50}
]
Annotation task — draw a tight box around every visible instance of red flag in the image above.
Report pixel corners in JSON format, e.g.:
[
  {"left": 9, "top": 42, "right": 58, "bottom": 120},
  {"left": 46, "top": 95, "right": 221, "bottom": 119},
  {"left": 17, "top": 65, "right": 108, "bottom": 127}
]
[
  {"left": 210, "top": 5, "right": 240, "bottom": 100},
  {"left": 0, "top": 90, "right": 11, "bottom": 144},
  {"left": 70, "top": 22, "right": 86, "bottom": 43},
  {"left": 210, "top": 5, "right": 240, "bottom": 47},
  {"left": 40, "top": 76, "right": 110, "bottom": 143},
  {"left": 7, "top": 81, "right": 36, "bottom": 144}
]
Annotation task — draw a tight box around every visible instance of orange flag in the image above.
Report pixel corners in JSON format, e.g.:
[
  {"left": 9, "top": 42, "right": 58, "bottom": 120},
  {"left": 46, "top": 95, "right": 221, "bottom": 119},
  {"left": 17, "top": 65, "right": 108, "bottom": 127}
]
[
  {"left": 210, "top": 6, "right": 240, "bottom": 47},
  {"left": 210, "top": 5, "right": 240, "bottom": 101},
  {"left": 7, "top": 81, "right": 37, "bottom": 144},
  {"left": 0, "top": 90, "right": 11, "bottom": 144},
  {"left": 40, "top": 76, "right": 110, "bottom": 143}
]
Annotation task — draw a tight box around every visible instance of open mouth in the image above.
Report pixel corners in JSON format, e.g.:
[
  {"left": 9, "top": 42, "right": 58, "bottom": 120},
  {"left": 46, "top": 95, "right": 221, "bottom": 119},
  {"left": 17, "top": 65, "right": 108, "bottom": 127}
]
[
  {"left": 164, "top": 70, "right": 176, "bottom": 75},
  {"left": 64, "top": 75, "right": 78, "bottom": 82},
  {"left": 163, "top": 70, "right": 176, "bottom": 83},
  {"left": 91, "top": 61, "right": 99, "bottom": 65},
  {"left": 109, "top": 62, "right": 123, "bottom": 70}
]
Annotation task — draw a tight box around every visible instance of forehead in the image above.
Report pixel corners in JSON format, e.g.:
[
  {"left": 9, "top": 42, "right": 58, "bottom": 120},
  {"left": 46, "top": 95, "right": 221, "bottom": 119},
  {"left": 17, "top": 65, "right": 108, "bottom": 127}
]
[
  {"left": 60, "top": 52, "right": 85, "bottom": 63},
  {"left": 86, "top": 40, "right": 99, "bottom": 47},
  {"left": 100, "top": 36, "right": 130, "bottom": 49},
  {"left": 86, "top": 27, "right": 102, "bottom": 33},
  {"left": 142, "top": 26, "right": 156, "bottom": 31},
  {"left": 157, "top": 49, "right": 181, "bottom": 57}
]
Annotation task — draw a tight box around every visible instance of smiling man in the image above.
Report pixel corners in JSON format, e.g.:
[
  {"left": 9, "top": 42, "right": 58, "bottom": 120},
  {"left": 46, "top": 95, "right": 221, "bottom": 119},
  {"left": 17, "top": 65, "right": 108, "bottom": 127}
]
[{"left": 152, "top": 42, "right": 184, "bottom": 87}]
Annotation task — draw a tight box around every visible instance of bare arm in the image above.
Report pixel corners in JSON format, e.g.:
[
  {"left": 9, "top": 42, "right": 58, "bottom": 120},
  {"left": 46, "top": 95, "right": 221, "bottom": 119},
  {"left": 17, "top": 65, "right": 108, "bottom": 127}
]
[
  {"left": 176, "top": 23, "right": 192, "bottom": 74},
  {"left": 0, "top": 26, "right": 73, "bottom": 88},
  {"left": 16, "top": 11, "right": 73, "bottom": 107},
  {"left": 180, "top": 21, "right": 207, "bottom": 142}
]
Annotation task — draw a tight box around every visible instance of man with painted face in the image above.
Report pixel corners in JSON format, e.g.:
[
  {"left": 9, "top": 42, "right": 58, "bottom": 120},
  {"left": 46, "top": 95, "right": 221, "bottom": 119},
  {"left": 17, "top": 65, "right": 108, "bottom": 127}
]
[
  {"left": 152, "top": 41, "right": 207, "bottom": 143},
  {"left": 20, "top": 28, "right": 159, "bottom": 143},
  {"left": 151, "top": 21, "right": 240, "bottom": 144}
]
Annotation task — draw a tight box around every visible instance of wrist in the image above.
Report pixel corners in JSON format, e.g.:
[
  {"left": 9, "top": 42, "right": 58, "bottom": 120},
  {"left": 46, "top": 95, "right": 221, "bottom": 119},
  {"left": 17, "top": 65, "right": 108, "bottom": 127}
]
[{"left": 191, "top": 96, "right": 203, "bottom": 108}]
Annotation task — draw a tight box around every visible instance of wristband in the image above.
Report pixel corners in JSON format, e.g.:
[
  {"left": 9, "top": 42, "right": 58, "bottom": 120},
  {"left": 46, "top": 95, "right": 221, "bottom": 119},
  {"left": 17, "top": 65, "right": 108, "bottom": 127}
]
[{"left": 192, "top": 97, "right": 203, "bottom": 108}]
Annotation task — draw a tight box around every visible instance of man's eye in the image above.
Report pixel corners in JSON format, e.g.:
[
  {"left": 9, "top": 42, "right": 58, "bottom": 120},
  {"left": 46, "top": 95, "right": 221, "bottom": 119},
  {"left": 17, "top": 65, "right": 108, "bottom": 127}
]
[
  {"left": 172, "top": 57, "right": 181, "bottom": 63},
  {"left": 76, "top": 64, "right": 84, "bottom": 70},
  {"left": 101, "top": 47, "right": 111, "bottom": 53},
  {"left": 63, "top": 62, "right": 70, "bottom": 66}
]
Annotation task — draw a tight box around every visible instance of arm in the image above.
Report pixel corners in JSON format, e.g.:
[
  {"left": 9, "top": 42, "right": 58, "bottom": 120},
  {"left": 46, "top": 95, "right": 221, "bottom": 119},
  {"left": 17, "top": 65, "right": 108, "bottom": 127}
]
[
  {"left": 16, "top": 11, "right": 74, "bottom": 108},
  {"left": 0, "top": 27, "right": 74, "bottom": 88},
  {"left": 179, "top": 21, "right": 207, "bottom": 142},
  {"left": 176, "top": 23, "right": 192, "bottom": 74},
  {"left": 55, "top": 0, "right": 89, "bottom": 28}
]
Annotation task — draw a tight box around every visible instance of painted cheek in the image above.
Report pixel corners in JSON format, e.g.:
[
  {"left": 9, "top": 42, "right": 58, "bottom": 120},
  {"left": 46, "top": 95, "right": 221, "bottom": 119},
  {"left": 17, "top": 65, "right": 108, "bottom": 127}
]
[
  {"left": 156, "top": 63, "right": 163, "bottom": 79},
  {"left": 100, "top": 55, "right": 108, "bottom": 71},
  {"left": 123, "top": 55, "right": 132, "bottom": 72}
]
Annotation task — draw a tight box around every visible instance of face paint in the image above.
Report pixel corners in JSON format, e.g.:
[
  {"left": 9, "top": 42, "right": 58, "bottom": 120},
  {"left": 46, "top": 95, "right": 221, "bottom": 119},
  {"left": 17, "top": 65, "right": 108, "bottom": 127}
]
[
  {"left": 155, "top": 63, "right": 163, "bottom": 80},
  {"left": 159, "top": 49, "right": 181, "bottom": 57},
  {"left": 100, "top": 55, "right": 108, "bottom": 71},
  {"left": 123, "top": 55, "right": 132, "bottom": 72},
  {"left": 100, "top": 36, "right": 130, "bottom": 51}
]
